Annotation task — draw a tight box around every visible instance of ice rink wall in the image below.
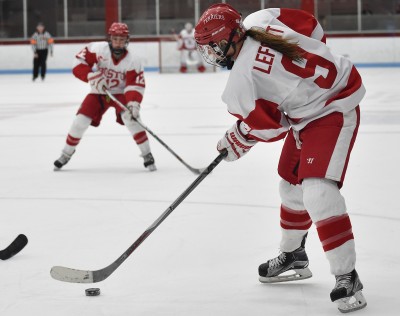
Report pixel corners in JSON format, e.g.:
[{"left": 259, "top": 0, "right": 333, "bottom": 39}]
[{"left": 0, "top": 35, "right": 400, "bottom": 74}]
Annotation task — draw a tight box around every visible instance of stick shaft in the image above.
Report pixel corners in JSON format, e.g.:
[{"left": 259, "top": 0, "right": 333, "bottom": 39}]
[
  {"left": 98, "top": 150, "right": 227, "bottom": 277},
  {"left": 105, "top": 90, "right": 201, "bottom": 174},
  {"left": 51, "top": 150, "right": 227, "bottom": 283}
]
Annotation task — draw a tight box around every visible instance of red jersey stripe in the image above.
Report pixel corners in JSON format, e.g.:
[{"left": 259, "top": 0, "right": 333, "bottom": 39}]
[{"left": 325, "top": 66, "right": 363, "bottom": 106}]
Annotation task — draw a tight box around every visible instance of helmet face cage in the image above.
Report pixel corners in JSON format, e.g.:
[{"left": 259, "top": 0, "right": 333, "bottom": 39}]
[
  {"left": 197, "top": 41, "right": 227, "bottom": 67},
  {"left": 109, "top": 35, "right": 129, "bottom": 48},
  {"left": 196, "top": 28, "right": 237, "bottom": 68},
  {"left": 108, "top": 36, "right": 129, "bottom": 56}
]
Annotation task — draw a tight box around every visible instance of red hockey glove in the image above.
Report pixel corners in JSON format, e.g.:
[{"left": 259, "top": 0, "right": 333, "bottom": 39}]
[
  {"left": 217, "top": 121, "right": 257, "bottom": 161},
  {"left": 87, "top": 71, "right": 108, "bottom": 94}
]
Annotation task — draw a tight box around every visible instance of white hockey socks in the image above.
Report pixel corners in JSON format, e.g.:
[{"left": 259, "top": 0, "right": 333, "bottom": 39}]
[
  {"left": 302, "top": 178, "right": 356, "bottom": 275},
  {"left": 63, "top": 114, "right": 91, "bottom": 155},
  {"left": 121, "top": 115, "right": 151, "bottom": 156}
]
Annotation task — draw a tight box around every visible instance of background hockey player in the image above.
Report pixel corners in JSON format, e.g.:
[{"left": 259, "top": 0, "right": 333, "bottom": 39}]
[
  {"left": 54, "top": 22, "right": 156, "bottom": 171},
  {"left": 195, "top": 3, "right": 366, "bottom": 313},
  {"left": 177, "top": 22, "right": 205, "bottom": 73}
]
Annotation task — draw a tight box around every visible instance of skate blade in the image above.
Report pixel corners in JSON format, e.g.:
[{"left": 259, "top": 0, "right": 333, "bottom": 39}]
[
  {"left": 147, "top": 164, "right": 157, "bottom": 172},
  {"left": 336, "top": 290, "right": 367, "bottom": 313},
  {"left": 259, "top": 267, "right": 312, "bottom": 283}
]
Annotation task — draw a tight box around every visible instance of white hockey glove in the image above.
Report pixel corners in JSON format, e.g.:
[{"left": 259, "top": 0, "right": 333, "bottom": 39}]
[
  {"left": 87, "top": 71, "right": 108, "bottom": 94},
  {"left": 122, "top": 101, "right": 140, "bottom": 121},
  {"left": 217, "top": 121, "right": 257, "bottom": 162}
]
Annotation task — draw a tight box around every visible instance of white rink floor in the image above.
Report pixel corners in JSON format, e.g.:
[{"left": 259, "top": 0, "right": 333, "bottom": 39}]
[{"left": 0, "top": 68, "right": 399, "bottom": 315}]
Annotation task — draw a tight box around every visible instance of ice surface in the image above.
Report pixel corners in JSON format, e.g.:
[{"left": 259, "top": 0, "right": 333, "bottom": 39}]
[{"left": 0, "top": 68, "right": 399, "bottom": 315}]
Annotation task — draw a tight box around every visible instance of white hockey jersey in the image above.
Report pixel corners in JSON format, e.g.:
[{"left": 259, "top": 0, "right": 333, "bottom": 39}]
[
  {"left": 73, "top": 41, "right": 145, "bottom": 103},
  {"left": 178, "top": 29, "right": 197, "bottom": 50},
  {"left": 222, "top": 9, "right": 365, "bottom": 142}
]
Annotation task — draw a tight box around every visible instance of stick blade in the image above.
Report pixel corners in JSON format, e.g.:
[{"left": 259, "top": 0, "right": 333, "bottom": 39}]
[
  {"left": 0, "top": 234, "right": 28, "bottom": 260},
  {"left": 50, "top": 266, "right": 95, "bottom": 283}
]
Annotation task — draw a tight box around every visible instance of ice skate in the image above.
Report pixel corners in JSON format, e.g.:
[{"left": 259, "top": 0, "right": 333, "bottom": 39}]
[
  {"left": 54, "top": 151, "right": 74, "bottom": 171},
  {"left": 258, "top": 234, "right": 312, "bottom": 283},
  {"left": 142, "top": 152, "right": 156, "bottom": 171},
  {"left": 330, "top": 269, "right": 367, "bottom": 313}
]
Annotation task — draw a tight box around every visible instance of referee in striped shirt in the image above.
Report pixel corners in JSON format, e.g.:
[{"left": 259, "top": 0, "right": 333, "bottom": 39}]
[{"left": 30, "top": 22, "right": 54, "bottom": 81}]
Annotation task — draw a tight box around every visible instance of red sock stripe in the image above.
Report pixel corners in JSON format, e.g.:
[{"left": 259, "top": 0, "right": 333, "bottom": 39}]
[
  {"left": 316, "top": 214, "right": 354, "bottom": 252},
  {"left": 66, "top": 134, "right": 81, "bottom": 146},
  {"left": 133, "top": 131, "right": 148, "bottom": 144},
  {"left": 280, "top": 205, "right": 312, "bottom": 230}
]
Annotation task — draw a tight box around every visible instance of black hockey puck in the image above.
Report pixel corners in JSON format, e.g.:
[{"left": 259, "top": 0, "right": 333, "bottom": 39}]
[{"left": 85, "top": 288, "right": 100, "bottom": 296}]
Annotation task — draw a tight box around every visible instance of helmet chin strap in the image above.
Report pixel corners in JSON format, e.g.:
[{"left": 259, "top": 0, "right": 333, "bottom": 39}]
[
  {"left": 218, "top": 29, "right": 238, "bottom": 69},
  {"left": 224, "top": 35, "right": 246, "bottom": 70},
  {"left": 225, "top": 42, "right": 236, "bottom": 70}
]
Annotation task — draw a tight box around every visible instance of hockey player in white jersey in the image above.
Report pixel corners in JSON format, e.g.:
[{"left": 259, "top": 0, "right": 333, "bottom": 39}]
[
  {"left": 177, "top": 22, "right": 206, "bottom": 73},
  {"left": 195, "top": 3, "right": 366, "bottom": 313},
  {"left": 54, "top": 23, "right": 156, "bottom": 171}
]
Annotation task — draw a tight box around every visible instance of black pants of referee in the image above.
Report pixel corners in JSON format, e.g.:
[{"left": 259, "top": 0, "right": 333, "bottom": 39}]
[{"left": 33, "top": 49, "right": 48, "bottom": 80}]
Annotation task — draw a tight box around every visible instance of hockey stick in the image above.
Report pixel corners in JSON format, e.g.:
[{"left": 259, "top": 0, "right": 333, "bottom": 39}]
[
  {"left": 50, "top": 150, "right": 227, "bottom": 283},
  {"left": 0, "top": 234, "right": 28, "bottom": 260},
  {"left": 105, "top": 90, "right": 203, "bottom": 175}
]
